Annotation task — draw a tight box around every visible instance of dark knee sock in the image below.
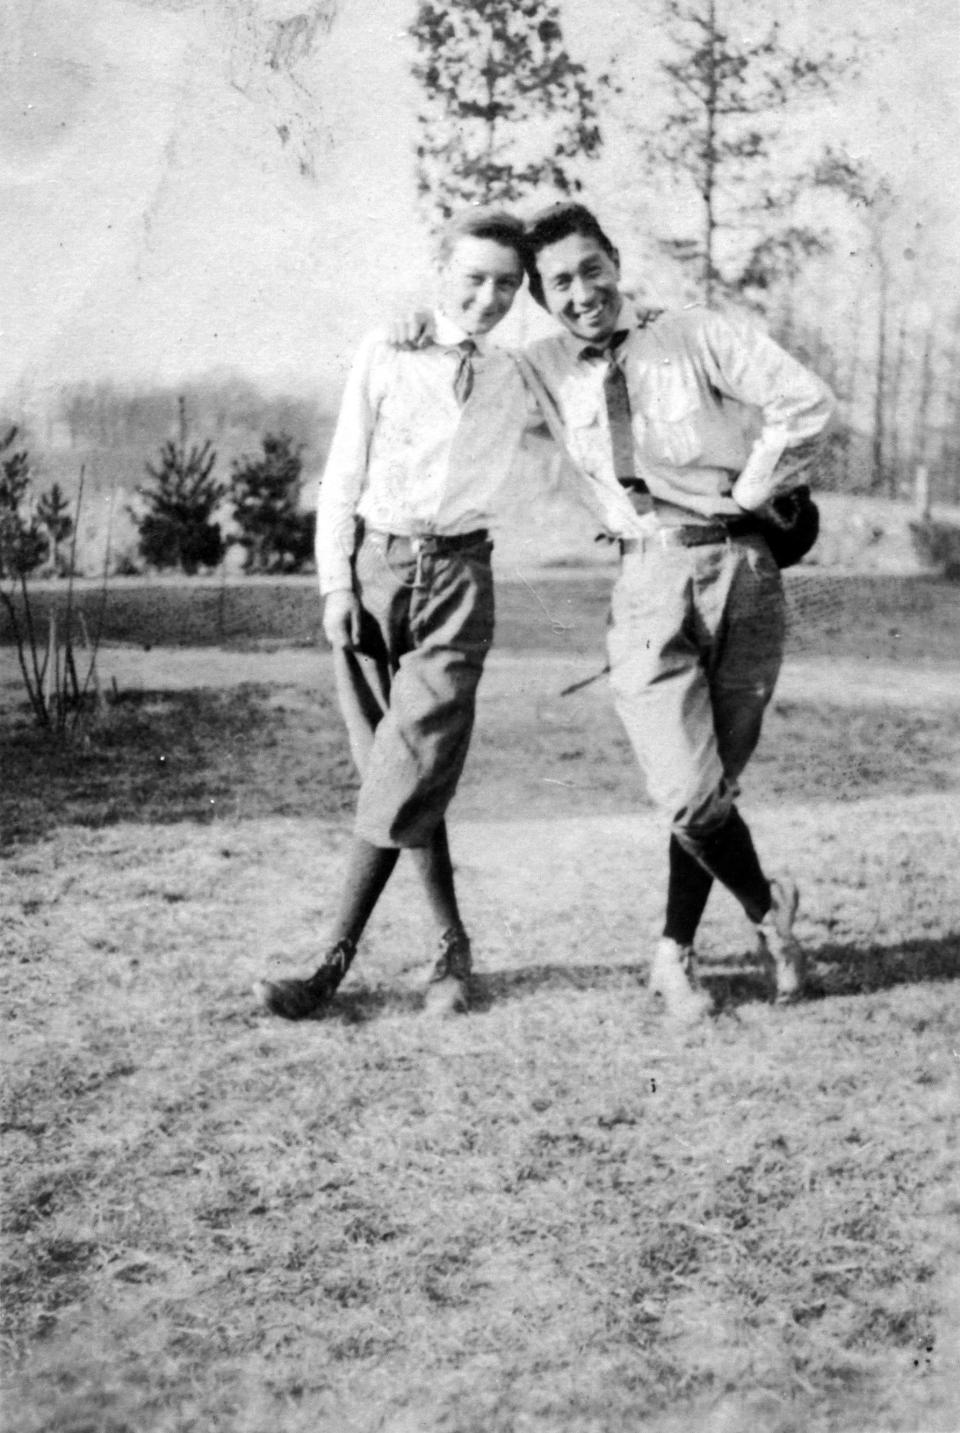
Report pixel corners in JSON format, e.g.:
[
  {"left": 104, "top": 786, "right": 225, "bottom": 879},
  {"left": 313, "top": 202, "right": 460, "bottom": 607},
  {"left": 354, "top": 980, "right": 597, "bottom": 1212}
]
[
  {"left": 330, "top": 838, "right": 400, "bottom": 946},
  {"left": 663, "top": 834, "right": 714, "bottom": 945},
  {"left": 409, "top": 822, "right": 463, "bottom": 935},
  {"left": 678, "top": 807, "right": 772, "bottom": 925}
]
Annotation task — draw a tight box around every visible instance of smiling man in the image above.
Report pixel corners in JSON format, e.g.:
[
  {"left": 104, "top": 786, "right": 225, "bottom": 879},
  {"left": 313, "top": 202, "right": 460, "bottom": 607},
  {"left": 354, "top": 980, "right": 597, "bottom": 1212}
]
[
  {"left": 254, "top": 208, "right": 534, "bottom": 1020},
  {"left": 521, "top": 201, "right": 836, "bottom": 1021}
]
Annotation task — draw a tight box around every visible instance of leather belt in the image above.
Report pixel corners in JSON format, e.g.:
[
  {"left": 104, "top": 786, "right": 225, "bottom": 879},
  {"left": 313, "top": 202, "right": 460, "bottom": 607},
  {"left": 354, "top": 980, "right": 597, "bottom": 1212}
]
[
  {"left": 621, "top": 519, "right": 758, "bottom": 554},
  {"left": 365, "top": 528, "right": 489, "bottom": 554}
]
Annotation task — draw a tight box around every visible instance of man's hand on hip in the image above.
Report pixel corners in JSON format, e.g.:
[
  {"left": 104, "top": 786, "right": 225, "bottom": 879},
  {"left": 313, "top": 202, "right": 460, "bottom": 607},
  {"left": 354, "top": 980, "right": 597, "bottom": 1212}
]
[{"left": 323, "top": 591, "right": 362, "bottom": 649}]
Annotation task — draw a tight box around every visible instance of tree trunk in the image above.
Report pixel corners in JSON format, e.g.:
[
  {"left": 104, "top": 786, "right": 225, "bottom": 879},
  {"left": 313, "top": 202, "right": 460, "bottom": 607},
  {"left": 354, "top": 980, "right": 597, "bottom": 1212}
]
[
  {"left": 702, "top": 0, "right": 718, "bottom": 305},
  {"left": 886, "top": 299, "right": 912, "bottom": 495},
  {"left": 871, "top": 257, "right": 889, "bottom": 493},
  {"left": 911, "top": 323, "right": 935, "bottom": 475}
]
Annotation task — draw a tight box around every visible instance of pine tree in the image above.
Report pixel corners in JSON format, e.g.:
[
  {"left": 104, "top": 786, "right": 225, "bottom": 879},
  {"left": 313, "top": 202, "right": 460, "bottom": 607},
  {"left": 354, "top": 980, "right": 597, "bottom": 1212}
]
[
  {"left": 410, "top": 0, "right": 603, "bottom": 224},
  {"left": 136, "top": 398, "right": 226, "bottom": 574},
  {"left": 0, "top": 427, "right": 47, "bottom": 579},
  {"left": 639, "top": 0, "right": 851, "bottom": 303},
  {"left": 36, "top": 483, "right": 74, "bottom": 576},
  {"left": 230, "top": 433, "right": 314, "bottom": 573}
]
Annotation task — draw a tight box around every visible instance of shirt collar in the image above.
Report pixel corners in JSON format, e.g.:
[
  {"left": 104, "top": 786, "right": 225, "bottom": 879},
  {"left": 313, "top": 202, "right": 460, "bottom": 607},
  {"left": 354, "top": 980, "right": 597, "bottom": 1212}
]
[
  {"left": 562, "top": 299, "right": 637, "bottom": 361},
  {"left": 435, "top": 310, "right": 488, "bottom": 354}
]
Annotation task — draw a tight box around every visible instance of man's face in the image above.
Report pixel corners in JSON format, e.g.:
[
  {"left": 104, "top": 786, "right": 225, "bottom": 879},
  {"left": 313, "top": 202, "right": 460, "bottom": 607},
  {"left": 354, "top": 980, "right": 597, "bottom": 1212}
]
[
  {"left": 533, "top": 231, "right": 622, "bottom": 344},
  {"left": 437, "top": 235, "right": 524, "bottom": 336}
]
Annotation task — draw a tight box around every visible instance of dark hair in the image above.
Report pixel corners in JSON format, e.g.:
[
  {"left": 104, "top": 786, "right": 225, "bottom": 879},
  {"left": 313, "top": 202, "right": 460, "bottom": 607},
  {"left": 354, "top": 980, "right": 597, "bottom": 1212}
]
[
  {"left": 524, "top": 202, "right": 618, "bottom": 307},
  {"left": 436, "top": 207, "right": 528, "bottom": 267}
]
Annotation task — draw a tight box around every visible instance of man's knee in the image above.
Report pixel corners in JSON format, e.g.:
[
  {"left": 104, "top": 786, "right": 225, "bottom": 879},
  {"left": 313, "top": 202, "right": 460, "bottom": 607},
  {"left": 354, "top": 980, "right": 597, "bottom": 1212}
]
[{"left": 670, "top": 779, "right": 736, "bottom": 849}]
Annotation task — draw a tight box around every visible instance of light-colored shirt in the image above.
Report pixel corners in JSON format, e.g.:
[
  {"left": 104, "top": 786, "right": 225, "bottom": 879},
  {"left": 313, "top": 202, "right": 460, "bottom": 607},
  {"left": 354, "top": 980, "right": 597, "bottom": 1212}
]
[
  {"left": 519, "top": 302, "right": 836, "bottom": 537},
  {"left": 316, "top": 311, "right": 530, "bottom": 594}
]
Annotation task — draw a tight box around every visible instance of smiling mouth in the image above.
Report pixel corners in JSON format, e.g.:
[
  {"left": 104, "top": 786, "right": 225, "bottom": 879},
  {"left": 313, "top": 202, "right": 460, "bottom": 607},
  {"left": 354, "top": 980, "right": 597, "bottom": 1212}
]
[{"left": 575, "top": 304, "right": 610, "bottom": 323}]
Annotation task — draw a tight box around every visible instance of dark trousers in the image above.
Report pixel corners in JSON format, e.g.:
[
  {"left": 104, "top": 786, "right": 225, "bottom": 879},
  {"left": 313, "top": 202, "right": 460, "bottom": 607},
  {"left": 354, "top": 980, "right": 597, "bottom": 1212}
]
[{"left": 334, "top": 531, "right": 495, "bottom": 848}]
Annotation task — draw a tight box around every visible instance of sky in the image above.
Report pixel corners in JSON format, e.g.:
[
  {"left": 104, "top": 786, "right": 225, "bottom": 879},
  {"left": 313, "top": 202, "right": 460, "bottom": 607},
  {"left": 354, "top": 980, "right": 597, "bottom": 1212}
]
[{"left": 2, "top": 0, "right": 958, "bottom": 416}]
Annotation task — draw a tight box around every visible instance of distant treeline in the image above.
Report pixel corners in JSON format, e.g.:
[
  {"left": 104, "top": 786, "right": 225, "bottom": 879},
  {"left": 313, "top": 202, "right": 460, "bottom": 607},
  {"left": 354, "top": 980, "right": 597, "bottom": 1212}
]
[
  {"left": 29, "top": 376, "right": 336, "bottom": 484},
  {"left": 3, "top": 379, "right": 341, "bottom": 577}
]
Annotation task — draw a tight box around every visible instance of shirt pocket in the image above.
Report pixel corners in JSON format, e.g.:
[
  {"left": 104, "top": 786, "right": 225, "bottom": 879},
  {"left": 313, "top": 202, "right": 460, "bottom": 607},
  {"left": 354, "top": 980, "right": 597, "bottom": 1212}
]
[
  {"left": 642, "top": 369, "right": 703, "bottom": 465},
  {"left": 559, "top": 386, "right": 605, "bottom": 469}
]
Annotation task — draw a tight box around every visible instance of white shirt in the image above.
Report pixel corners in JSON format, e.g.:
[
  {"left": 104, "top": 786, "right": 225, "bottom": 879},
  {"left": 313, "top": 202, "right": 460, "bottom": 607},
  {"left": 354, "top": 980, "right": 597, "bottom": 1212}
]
[
  {"left": 316, "top": 312, "right": 531, "bottom": 594},
  {"left": 520, "top": 302, "right": 836, "bottom": 536}
]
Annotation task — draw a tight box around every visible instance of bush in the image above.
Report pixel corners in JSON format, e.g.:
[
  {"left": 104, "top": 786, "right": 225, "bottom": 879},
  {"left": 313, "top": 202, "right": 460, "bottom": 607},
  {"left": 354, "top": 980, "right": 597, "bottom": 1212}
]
[{"left": 229, "top": 433, "right": 315, "bottom": 573}]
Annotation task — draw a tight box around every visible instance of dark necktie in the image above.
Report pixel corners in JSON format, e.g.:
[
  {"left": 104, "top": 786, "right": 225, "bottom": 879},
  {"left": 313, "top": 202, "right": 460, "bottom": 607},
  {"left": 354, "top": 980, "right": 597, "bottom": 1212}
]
[
  {"left": 581, "top": 331, "right": 646, "bottom": 492},
  {"left": 452, "top": 339, "right": 477, "bottom": 406}
]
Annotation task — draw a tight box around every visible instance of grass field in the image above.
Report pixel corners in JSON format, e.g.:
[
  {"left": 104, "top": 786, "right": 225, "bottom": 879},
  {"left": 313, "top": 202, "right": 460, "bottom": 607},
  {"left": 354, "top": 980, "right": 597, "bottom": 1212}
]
[{"left": 2, "top": 570, "right": 959, "bottom": 1433}]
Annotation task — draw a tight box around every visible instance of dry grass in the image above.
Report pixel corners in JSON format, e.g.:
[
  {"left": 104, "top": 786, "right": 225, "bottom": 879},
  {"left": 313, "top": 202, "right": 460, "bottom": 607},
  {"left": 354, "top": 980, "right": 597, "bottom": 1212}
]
[{"left": 2, "top": 572, "right": 960, "bottom": 1433}]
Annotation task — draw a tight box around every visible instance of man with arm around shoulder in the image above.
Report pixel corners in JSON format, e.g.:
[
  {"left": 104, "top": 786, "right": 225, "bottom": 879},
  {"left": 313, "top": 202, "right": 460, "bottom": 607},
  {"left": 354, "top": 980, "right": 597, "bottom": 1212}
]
[
  {"left": 520, "top": 201, "right": 836, "bottom": 1022},
  {"left": 254, "top": 208, "right": 533, "bottom": 1020}
]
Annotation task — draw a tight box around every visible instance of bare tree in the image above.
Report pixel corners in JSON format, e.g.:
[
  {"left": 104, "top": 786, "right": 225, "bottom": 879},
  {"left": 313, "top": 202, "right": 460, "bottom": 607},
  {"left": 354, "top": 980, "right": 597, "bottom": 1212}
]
[
  {"left": 937, "top": 306, "right": 960, "bottom": 505},
  {"left": 815, "top": 152, "right": 904, "bottom": 492},
  {"left": 911, "top": 320, "right": 937, "bottom": 479}
]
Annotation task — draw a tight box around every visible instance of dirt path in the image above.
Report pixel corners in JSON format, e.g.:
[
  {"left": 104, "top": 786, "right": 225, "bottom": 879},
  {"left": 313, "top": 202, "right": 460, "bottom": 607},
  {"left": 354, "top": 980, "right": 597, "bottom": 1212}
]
[{"left": 3, "top": 644, "right": 957, "bottom": 711}]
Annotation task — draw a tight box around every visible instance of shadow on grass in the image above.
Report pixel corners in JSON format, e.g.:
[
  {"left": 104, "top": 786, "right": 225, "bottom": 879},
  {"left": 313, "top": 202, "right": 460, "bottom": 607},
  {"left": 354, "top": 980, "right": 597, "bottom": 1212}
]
[
  {"left": 804, "top": 933, "right": 960, "bottom": 999},
  {"left": 1, "top": 685, "right": 356, "bottom": 848},
  {"left": 235, "top": 936, "right": 960, "bottom": 1027},
  {"left": 229, "top": 984, "right": 426, "bottom": 1028},
  {"left": 475, "top": 935, "right": 959, "bottom": 1016},
  {"left": 679, "top": 935, "right": 960, "bottom": 1012}
]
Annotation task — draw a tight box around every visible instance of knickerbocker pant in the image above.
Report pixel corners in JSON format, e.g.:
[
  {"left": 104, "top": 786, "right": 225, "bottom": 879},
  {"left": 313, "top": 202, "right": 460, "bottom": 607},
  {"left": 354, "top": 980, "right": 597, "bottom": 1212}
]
[
  {"left": 607, "top": 531, "right": 786, "bottom": 842},
  {"left": 333, "top": 530, "right": 495, "bottom": 849}
]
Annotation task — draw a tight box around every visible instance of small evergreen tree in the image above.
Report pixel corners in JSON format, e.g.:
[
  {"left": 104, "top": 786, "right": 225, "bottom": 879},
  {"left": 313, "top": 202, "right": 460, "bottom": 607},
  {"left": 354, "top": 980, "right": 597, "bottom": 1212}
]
[
  {"left": 229, "top": 433, "right": 314, "bottom": 573},
  {"left": 410, "top": 0, "right": 603, "bottom": 225},
  {"left": 0, "top": 427, "right": 48, "bottom": 579},
  {"left": 136, "top": 397, "right": 225, "bottom": 574},
  {"left": 36, "top": 483, "right": 74, "bottom": 575}
]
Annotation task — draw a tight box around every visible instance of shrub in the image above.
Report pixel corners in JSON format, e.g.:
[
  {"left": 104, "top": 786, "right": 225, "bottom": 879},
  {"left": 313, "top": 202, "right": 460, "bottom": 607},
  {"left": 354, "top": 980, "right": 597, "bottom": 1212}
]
[{"left": 1, "top": 434, "right": 106, "bottom": 734}]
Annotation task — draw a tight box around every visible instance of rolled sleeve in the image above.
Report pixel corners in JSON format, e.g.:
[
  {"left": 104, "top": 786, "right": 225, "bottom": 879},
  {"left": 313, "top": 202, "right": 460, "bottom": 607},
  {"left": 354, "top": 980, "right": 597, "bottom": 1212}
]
[{"left": 698, "top": 311, "right": 836, "bottom": 511}]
